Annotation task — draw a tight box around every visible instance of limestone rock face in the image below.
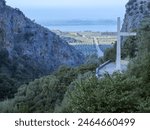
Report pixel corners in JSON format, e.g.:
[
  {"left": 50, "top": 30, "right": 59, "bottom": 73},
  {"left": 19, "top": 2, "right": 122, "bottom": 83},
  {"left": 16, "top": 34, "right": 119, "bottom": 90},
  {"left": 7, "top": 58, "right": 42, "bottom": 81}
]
[
  {"left": 122, "top": 0, "right": 150, "bottom": 32},
  {"left": 0, "top": 0, "right": 5, "bottom": 7},
  {"left": 0, "top": 1, "right": 84, "bottom": 77}
]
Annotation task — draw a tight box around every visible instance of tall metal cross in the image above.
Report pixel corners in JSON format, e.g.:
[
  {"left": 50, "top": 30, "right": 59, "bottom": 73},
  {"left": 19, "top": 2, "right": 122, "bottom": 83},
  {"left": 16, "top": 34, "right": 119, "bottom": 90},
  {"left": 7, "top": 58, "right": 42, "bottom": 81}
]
[{"left": 116, "top": 17, "right": 137, "bottom": 70}]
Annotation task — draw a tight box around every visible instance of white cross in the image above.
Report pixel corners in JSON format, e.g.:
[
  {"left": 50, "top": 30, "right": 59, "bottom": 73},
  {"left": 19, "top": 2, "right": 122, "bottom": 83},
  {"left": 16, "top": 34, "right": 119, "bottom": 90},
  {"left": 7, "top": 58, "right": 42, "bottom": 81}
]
[{"left": 116, "top": 17, "right": 136, "bottom": 70}]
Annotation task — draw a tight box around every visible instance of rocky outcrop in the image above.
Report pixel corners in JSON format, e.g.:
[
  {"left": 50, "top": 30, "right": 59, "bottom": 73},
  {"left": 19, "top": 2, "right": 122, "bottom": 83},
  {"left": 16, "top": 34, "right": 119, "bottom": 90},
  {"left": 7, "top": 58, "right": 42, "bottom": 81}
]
[
  {"left": 122, "top": 0, "right": 150, "bottom": 32},
  {"left": 0, "top": 0, "right": 84, "bottom": 76}
]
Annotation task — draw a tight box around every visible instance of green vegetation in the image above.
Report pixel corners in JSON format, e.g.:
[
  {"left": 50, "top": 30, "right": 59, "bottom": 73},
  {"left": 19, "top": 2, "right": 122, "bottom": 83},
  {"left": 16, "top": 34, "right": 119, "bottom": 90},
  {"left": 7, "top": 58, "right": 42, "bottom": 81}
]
[
  {"left": 0, "top": 48, "right": 18, "bottom": 100},
  {"left": 60, "top": 74, "right": 143, "bottom": 113},
  {"left": 58, "top": 18, "right": 150, "bottom": 112},
  {"left": 122, "top": 36, "right": 137, "bottom": 59},
  {"left": 0, "top": 17, "right": 150, "bottom": 113},
  {"left": 103, "top": 42, "right": 116, "bottom": 62},
  {"left": 11, "top": 75, "right": 66, "bottom": 112},
  {"left": 0, "top": 57, "right": 99, "bottom": 112},
  {"left": 0, "top": 47, "right": 45, "bottom": 100}
]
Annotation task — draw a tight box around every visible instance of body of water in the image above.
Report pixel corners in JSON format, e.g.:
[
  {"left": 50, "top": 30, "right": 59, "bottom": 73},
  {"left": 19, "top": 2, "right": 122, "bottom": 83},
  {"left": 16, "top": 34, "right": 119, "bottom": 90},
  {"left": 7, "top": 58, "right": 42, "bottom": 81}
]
[{"left": 44, "top": 20, "right": 117, "bottom": 32}]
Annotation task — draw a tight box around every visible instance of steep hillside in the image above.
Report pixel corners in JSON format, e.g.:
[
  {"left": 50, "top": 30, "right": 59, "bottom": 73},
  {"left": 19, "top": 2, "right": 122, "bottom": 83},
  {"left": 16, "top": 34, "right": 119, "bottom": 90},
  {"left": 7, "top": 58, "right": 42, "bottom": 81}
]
[
  {"left": 122, "top": 0, "right": 150, "bottom": 32},
  {"left": 0, "top": 0, "right": 84, "bottom": 100}
]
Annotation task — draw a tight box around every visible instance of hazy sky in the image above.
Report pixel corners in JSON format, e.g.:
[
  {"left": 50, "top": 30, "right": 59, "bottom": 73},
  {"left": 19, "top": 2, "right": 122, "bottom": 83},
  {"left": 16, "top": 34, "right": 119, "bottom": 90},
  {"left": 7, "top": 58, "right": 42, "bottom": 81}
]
[{"left": 6, "top": 0, "right": 128, "bottom": 22}]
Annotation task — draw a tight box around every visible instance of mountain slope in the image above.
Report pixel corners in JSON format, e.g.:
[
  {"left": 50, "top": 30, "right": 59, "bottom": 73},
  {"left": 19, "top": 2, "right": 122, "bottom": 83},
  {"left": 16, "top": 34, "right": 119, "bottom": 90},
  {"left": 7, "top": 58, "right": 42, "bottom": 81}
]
[
  {"left": 122, "top": 0, "right": 150, "bottom": 32},
  {"left": 0, "top": 0, "right": 84, "bottom": 100}
]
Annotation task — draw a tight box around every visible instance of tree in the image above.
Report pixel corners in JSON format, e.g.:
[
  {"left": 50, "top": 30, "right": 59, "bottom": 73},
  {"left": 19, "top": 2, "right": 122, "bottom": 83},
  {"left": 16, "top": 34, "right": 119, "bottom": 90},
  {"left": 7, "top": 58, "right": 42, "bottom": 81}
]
[
  {"left": 138, "top": 17, "right": 150, "bottom": 54},
  {"left": 103, "top": 42, "right": 116, "bottom": 62},
  {"left": 122, "top": 36, "right": 137, "bottom": 59}
]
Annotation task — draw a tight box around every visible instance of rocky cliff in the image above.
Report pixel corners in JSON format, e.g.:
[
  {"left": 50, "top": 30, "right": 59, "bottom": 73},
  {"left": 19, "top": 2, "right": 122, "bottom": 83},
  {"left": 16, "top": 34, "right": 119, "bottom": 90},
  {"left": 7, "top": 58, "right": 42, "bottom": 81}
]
[
  {"left": 122, "top": 0, "right": 150, "bottom": 32},
  {"left": 0, "top": 0, "right": 84, "bottom": 99},
  {"left": 0, "top": 0, "right": 84, "bottom": 74}
]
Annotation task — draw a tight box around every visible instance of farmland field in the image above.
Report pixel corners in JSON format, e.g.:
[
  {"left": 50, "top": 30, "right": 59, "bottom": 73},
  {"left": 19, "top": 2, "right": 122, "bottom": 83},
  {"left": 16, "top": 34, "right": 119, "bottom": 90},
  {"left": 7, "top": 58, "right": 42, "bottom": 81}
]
[{"left": 53, "top": 31, "right": 117, "bottom": 56}]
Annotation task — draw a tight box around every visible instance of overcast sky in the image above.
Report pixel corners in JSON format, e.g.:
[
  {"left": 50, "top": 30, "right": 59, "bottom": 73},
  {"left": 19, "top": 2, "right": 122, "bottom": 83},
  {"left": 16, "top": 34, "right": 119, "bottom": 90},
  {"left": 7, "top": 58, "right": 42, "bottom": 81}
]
[{"left": 6, "top": 0, "right": 128, "bottom": 22}]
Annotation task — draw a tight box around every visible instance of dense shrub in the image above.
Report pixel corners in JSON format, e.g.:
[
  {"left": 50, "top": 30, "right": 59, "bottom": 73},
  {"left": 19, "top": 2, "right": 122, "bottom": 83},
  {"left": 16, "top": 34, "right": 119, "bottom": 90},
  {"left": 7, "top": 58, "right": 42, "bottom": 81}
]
[
  {"left": 122, "top": 36, "right": 137, "bottom": 59},
  {"left": 85, "top": 54, "right": 103, "bottom": 65},
  {"left": 12, "top": 75, "right": 66, "bottom": 112},
  {"left": 0, "top": 47, "right": 48, "bottom": 101},
  {"left": 0, "top": 75, "right": 67, "bottom": 112},
  {"left": 103, "top": 43, "right": 116, "bottom": 62},
  {"left": 0, "top": 74, "right": 17, "bottom": 100},
  {"left": 0, "top": 62, "right": 96, "bottom": 112},
  {"left": 138, "top": 17, "right": 150, "bottom": 53},
  {"left": 0, "top": 48, "right": 9, "bottom": 65},
  {"left": 59, "top": 73, "right": 147, "bottom": 113}
]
